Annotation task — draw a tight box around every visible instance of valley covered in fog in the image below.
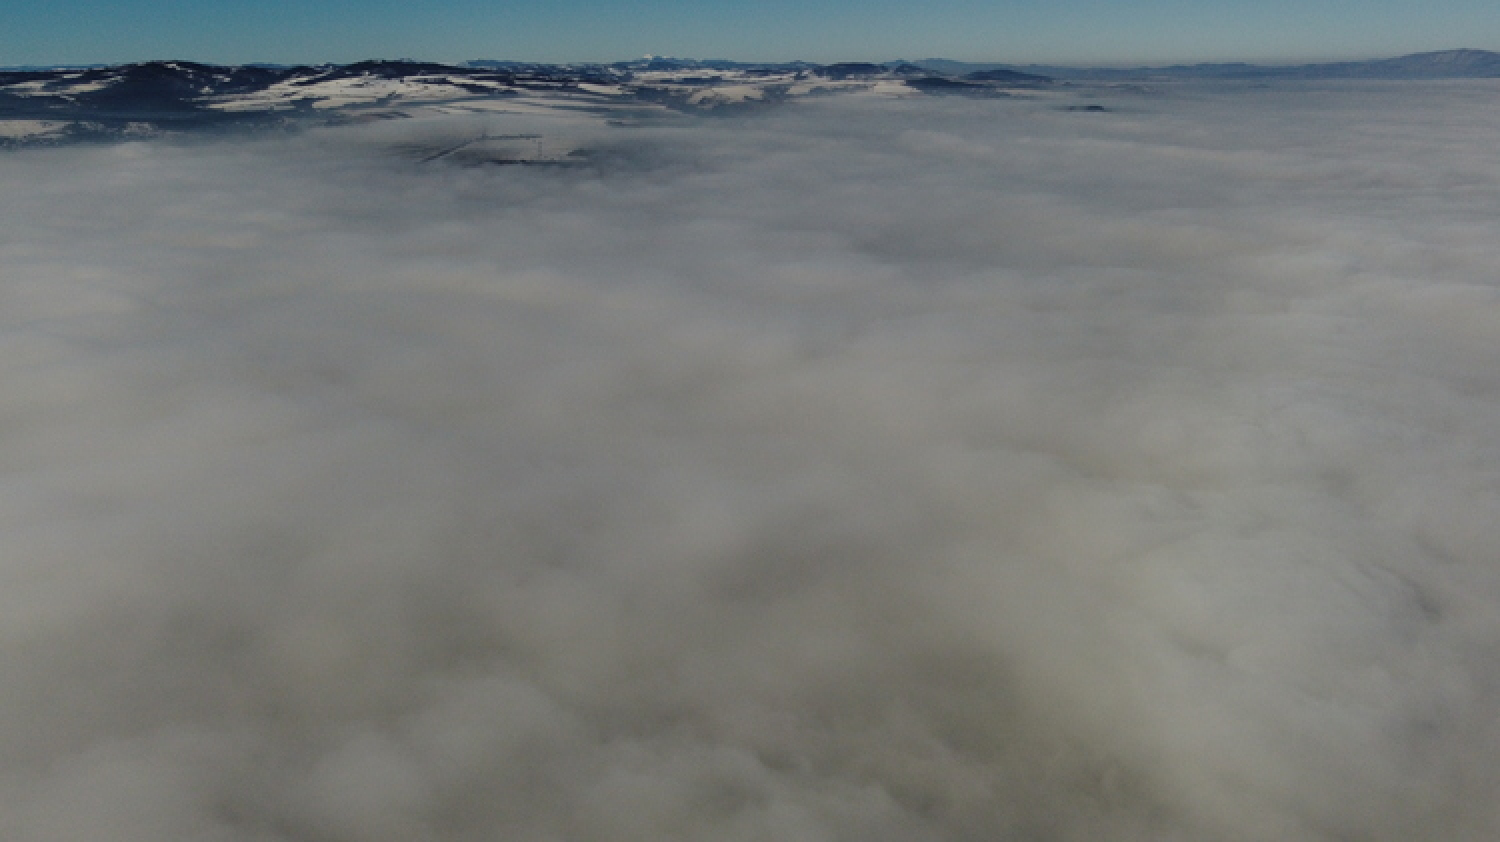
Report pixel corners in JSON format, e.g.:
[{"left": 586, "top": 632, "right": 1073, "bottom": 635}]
[{"left": 2, "top": 79, "right": 1500, "bottom": 840}]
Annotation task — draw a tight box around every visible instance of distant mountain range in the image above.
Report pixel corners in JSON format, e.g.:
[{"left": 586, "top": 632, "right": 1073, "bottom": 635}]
[
  {"left": 923, "top": 48, "right": 1500, "bottom": 80},
  {"left": 0, "top": 57, "right": 1052, "bottom": 144},
  {"left": 1, "top": 49, "right": 1494, "bottom": 146}
]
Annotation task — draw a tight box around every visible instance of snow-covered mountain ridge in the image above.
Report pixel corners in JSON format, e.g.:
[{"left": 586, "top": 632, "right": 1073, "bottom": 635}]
[
  {"left": 0, "top": 58, "right": 1049, "bottom": 144},
  {"left": 3, "top": 50, "right": 1495, "bottom": 146}
]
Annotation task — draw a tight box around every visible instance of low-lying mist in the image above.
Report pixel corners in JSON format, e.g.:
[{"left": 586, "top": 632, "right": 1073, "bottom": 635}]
[{"left": 3, "top": 82, "right": 1499, "bottom": 841}]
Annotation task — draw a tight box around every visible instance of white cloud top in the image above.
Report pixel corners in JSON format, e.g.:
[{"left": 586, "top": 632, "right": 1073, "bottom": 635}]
[{"left": 2, "top": 82, "right": 1499, "bottom": 840}]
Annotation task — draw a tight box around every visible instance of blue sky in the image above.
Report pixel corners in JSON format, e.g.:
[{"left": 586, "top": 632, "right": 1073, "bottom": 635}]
[{"left": 3, "top": 0, "right": 1498, "bottom": 67}]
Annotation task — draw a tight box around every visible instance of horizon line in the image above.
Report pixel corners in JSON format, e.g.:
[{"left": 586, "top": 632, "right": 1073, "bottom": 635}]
[{"left": 3, "top": 47, "right": 1496, "bottom": 73}]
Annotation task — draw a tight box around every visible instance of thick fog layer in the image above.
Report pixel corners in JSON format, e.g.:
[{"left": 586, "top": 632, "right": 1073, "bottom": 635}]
[{"left": 3, "top": 82, "right": 1499, "bottom": 841}]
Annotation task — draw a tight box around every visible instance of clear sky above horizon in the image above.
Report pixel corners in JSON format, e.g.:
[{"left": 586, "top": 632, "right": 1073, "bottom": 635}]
[{"left": 3, "top": 0, "right": 1498, "bottom": 67}]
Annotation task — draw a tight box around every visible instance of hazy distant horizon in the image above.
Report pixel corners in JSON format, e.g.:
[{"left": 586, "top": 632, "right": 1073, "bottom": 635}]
[
  {"left": 8, "top": 47, "right": 1500, "bottom": 72},
  {"left": 4, "top": 46, "right": 1498, "bottom": 73},
  {"left": 5, "top": 0, "right": 1500, "bottom": 68}
]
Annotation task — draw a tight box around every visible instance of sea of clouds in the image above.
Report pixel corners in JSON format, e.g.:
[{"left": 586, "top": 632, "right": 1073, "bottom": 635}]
[{"left": 2, "top": 80, "right": 1499, "bottom": 841}]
